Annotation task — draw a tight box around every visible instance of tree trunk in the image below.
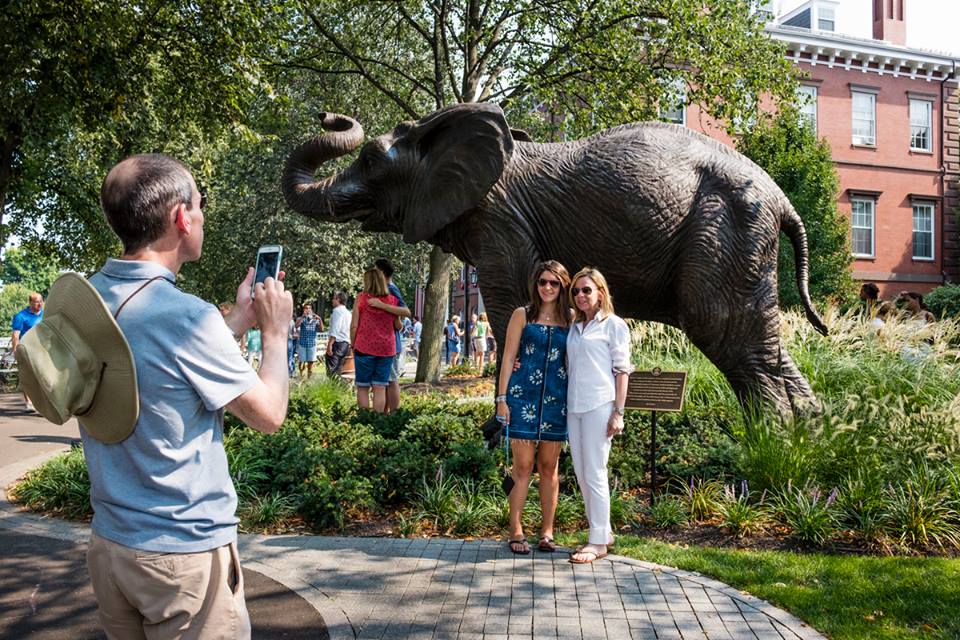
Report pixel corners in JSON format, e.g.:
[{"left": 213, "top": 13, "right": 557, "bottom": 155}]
[{"left": 415, "top": 245, "right": 454, "bottom": 383}]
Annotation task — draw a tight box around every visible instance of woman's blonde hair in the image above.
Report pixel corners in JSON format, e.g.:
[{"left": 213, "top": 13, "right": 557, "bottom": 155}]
[
  {"left": 362, "top": 267, "right": 389, "bottom": 297},
  {"left": 479, "top": 312, "right": 488, "bottom": 322},
  {"left": 527, "top": 259, "right": 572, "bottom": 326},
  {"left": 570, "top": 267, "right": 615, "bottom": 323}
]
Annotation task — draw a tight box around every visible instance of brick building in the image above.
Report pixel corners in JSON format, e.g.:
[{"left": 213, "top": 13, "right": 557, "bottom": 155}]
[{"left": 675, "top": 0, "right": 959, "bottom": 297}]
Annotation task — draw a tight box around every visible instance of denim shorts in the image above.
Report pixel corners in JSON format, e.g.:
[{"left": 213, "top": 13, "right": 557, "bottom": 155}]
[{"left": 354, "top": 352, "right": 393, "bottom": 387}]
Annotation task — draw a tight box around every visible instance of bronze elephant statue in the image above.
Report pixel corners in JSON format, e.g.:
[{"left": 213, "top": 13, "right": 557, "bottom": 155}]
[{"left": 282, "top": 103, "right": 827, "bottom": 415}]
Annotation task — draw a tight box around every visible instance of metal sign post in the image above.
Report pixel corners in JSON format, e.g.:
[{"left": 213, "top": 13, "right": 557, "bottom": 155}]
[{"left": 624, "top": 368, "right": 688, "bottom": 506}]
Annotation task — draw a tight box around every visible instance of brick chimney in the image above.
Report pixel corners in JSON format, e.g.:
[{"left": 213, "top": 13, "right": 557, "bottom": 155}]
[{"left": 873, "top": 0, "right": 906, "bottom": 45}]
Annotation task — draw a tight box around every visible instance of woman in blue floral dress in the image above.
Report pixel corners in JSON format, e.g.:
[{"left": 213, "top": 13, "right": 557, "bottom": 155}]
[{"left": 496, "top": 260, "right": 572, "bottom": 554}]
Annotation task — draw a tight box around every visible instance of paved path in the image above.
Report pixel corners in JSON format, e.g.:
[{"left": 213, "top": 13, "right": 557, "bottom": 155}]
[{"left": 0, "top": 396, "right": 825, "bottom": 640}]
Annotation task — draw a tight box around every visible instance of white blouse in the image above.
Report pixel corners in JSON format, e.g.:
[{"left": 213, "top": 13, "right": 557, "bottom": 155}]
[{"left": 566, "top": 311, "right": 634, "bottom": 414}]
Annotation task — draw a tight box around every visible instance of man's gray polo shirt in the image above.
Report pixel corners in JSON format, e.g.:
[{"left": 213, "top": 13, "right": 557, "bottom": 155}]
[{"left": 84, "top": 259, "right": 258, "bottom": 553}]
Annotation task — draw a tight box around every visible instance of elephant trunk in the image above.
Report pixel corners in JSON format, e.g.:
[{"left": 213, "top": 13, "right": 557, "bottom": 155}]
[{"left": 282, "top": 113, "right": 368, "bottom": 220}]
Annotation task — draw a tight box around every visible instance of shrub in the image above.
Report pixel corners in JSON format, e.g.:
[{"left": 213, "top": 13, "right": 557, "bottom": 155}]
[
  {"left": 716, "top": 481, "right": 770, "bottom": 538},
  {"left": 683, "top": 477, "right": 723, "bottom": 522},
  {"left": 238, "top": 492, "right": 300, "bottom": 532},
  {"left": 10, "top": 445, "right": 91, "bottom": 519},
  {"left": 775, "top": 484, "right": 840, "bottom": 545},
  {"left": 882, "top": 464, "right": 960, "bottom": 550},
  {"left": 414, "top": 470, "right": 459, "bottom": 533},
  {"left": 299, "top": 469, "right": 374, "bottom": 530},
  {"left": 925, "top": 283, "right": 960, "bottom": 319},
  {"left": 450, "top": 479, "right": 494, "bottom": 536},
  {"left": 647, "top": 495, "right": 688, "bottom": 529}
]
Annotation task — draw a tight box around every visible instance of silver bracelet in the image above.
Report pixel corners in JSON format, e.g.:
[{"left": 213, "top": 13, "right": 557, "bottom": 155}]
[{"left": 495, "top": 395, "right": 507, "bottom": 403}]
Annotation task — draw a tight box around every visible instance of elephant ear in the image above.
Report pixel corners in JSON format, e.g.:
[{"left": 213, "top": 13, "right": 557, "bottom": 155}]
[{"left": 402, "top": 103, "right": 513, "bottom": 243}]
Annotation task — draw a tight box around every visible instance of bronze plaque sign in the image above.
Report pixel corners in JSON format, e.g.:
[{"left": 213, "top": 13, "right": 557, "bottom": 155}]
[{"left": 625, "top": 368, "right": 687, "bottom": 412}]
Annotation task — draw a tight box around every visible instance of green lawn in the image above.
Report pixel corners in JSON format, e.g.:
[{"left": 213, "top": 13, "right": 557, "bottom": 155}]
[{"left": 556, "top": 533, "right": 960, "bottom": 639}]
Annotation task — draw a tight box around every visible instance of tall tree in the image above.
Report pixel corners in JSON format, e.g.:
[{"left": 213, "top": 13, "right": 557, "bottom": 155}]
[
  {"left": 279, "top": 0, "right": 798, "bottom": 382},
  {"left": 738, "top": 108, "right": 855, "bottom": 307},
  {"left": 1, "top": 1, "right": 288, "bottom": 264}
]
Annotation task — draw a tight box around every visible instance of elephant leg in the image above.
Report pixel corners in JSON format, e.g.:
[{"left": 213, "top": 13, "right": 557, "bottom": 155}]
[
  {"left": 679, "top": 296, "right": 793, "bottom": 418},
  {"left": 779, "top": 349, "right": 821, "bottom": 415}
]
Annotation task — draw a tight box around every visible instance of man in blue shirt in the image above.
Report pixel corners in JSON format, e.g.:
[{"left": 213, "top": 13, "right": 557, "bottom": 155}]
[
  {"left": 85, "top": 153, "right": 293, "bottom": 639},
  {"left": 10, "top": 292, "right": 44, "bottom": 351},
  {"left": 11, "top": 291, "right": 44, "bottom": 410}
]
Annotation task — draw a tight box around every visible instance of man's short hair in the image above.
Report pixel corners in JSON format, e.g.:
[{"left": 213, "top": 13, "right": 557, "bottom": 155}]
[
  {"left": 374, "top": 258, "right": 394, "bottom": 279},
  {"left": 100, "top": 154, "right": 194, "bottom": 253},
  {"left": 334, "top": 291, "right": 348, "bottom": 305}
]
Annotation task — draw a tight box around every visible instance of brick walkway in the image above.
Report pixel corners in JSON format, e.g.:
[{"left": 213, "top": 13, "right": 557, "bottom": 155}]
[{"left": 0, "top": 417, "right": 825, "bottom": 640}]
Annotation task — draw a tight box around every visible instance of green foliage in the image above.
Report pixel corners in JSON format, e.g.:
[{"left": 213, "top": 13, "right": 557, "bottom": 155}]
[
  {"left": 9, "top": 445, "right": 90, "bottom": 519},
  {"left": 683, "top": 478, "right": 724, "bottom": 522},
  {"left": 925, "top": 284, "right": 960, "bottom": 319},
  {"left": 1, "top": 246, "right": 61, "bottom": 294},
  {"left": 737, "top": 108, "right": 856, "bottom": 307},
  {"left": 882, "top": 464, "right": 960, "bottom": 551},
  {"left": 774, "top": 484, "right": 840, "bottom": 545},
  {"left": 0, "top": 282, "right": 32, "bottom": 336},
  {"left": 716, "top": 482, "right": 771, "bottom": 538},
  {"left": 238, "top": 492, "right": 301, "bottom": 532},
  {"left": 646, "top": 495, "right": 689, "bottom": 529}
]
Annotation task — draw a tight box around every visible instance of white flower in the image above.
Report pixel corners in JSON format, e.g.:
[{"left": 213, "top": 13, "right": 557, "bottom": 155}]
[
  {"left": 524, "top": 342, "right": 536, "bottom": 355},
  {"left": 561, "top": 406, "right": 567, "bottom": 417},
  {"left": 510, "top": 385, "right": 523, "bottom": 398},
  {"left": 543, "top": 395, "right": 555, "bottom": 405},
  {"left": 529, "top": 369, "right": 543, "bottom": 385},
  {"left": 548, "top": 347, "right": 560, "bottom": 362},
  {"left": 521, "top": 404, "right": 537, "bottom": 421},
  {"left": 557, "top": 366, "right": 567, "bottom": 380}
]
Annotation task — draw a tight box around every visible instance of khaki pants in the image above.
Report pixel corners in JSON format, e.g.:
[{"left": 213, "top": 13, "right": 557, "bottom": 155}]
[{"left": 87, "top": 533, "right": 251, "bottom": 640}]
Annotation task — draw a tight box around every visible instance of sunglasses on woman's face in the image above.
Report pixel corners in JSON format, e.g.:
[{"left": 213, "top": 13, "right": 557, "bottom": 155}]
[
  {"left": 571, "top": 286, "right": 594, "bottom": 296},
  {"left": 537, "top": 278, "right": 561, "bottom": 289}
]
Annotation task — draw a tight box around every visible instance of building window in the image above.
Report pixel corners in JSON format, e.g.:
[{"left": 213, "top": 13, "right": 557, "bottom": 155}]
[
  {"left": 796, "top": 85, "right": 817, "bottom": 133},
  {"left": 912, "top": 202, "right": 934, "bottom": 260},
  {"left": 818, "top": 4, "right": 836, "bottom": 30},
  {"left": 909, "top": 99, "right": 932, "bottom": 151},
  {"left": 852, "top": 92, "right": 876, "bottom": 146},
  {"left": 659, "top": 77, "right": 686, "bottom": 125},
  {"left": 851, "top": 197, "right": 875, "bottom": 257}
]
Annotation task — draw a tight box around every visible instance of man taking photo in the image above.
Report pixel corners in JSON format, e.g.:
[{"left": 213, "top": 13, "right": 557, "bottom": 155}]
[{"left": 84, "top": 153, "right": 292, "bottom": 639}]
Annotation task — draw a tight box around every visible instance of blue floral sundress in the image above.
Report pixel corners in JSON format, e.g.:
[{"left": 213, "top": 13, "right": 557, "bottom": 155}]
[{"left": 505, "top": 323, "right": 569, "bottom": 442}]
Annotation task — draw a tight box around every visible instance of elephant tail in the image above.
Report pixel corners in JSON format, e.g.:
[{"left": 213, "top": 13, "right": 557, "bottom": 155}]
[{"left": 780, "top": 202, "right": 829, "bottom": 336}]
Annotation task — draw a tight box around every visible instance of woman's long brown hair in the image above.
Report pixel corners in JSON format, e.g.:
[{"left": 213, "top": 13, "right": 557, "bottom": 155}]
[{"left": 526, "top": 260, "right": 571, "bottom": 327}]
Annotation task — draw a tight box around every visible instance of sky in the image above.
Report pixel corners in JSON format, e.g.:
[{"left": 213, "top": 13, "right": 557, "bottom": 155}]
[{"left": 775, "top": 0, "right": 960, "bottom": 57}]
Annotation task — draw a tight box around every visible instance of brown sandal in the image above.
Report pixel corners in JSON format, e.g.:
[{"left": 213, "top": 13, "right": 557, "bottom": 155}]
[
  {"left": 508, "top": 538, "right": 530, "bottom": 555},
  {"left": 538, "top": 536, "right": 557, "bottom": 552},
  {"left": 570, "top": 545, "right": 608, "bottom": 564}
]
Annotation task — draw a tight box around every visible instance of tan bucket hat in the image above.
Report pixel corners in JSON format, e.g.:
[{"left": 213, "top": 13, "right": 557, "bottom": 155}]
[{"left": 16, "top": 272, "right": 139, "bottom": 443}]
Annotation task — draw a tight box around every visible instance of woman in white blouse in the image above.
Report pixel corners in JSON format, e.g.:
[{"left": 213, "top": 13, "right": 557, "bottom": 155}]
[{"left": 566, "top": 267, "right": 632, "bottom": 564}]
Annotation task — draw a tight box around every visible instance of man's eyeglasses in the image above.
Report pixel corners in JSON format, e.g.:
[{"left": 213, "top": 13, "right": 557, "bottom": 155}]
[
  {"left": 537, "top": 278, "right": 562, "bottom": 288},
  {"left": 571, "top": 286, "right": 594, "bottom": 296}
]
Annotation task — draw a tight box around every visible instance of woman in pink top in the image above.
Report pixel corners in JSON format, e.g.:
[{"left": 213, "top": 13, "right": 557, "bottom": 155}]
[{"left": 350, "top": 267, "right": 400, "bottom": 412}]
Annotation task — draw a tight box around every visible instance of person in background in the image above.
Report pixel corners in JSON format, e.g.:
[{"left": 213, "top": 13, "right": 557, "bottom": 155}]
[
  {"left": 859, "top": 283, "right": 880, "bottom": 317},
  {"left": 244, "top": 325, "right": 262, "bottom": 370},
  {"left": 486, "top": 330, "right": 497, "bottom": 366},
  {"left": 472, "top": 312, "right": 489, "bottom": 371},
  {"left": 565, "top": 267, "right": 632, "bottom": 564},
  {"left": 296, "top": 303, "right": 321, "bottom": 379},
  {"left": 446, "top": 314, "right": 463, "bottom": 366},
  {"left": 496, "top": 260, "right": 572, "bottom": 555},
  {"left": 898, "top": 291, "right": 936, "bottom": 324},
  {"left": 11, "top": 291, "right": 45, "bottom": 410},
  {"left": 412, "top": 316, "right": 423, "bottom": 359},
  {"left": 374, "top": 258, "right": 411, "bottom": 412},
  {"left": 325, "top": 291, "right": 351, "bottom": 377},
  {"left": 287, "top": 317, "right": 298, "bottom": 378},
  {"left": 351, "top": 267, "right": 399, "bottom": 412}
]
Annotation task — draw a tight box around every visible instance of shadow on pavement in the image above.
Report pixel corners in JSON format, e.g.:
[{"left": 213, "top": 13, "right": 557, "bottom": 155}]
[{"left": 0, "top": 531, "right": 328, "bottom": 640}]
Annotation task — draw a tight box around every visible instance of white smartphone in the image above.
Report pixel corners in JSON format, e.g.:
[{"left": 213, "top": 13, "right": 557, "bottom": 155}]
[{"left": 252, "top": 245, "right": 283, "bottom": 297}]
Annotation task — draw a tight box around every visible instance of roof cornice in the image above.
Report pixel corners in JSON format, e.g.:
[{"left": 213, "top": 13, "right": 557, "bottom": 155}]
[{"left": 766, "top": 25, "right": 960, "bottom": 83}]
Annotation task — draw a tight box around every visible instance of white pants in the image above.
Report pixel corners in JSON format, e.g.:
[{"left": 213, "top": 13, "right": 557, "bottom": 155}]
[{"left": 568, "top": 401, "right": 613, "bottom": 545}]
